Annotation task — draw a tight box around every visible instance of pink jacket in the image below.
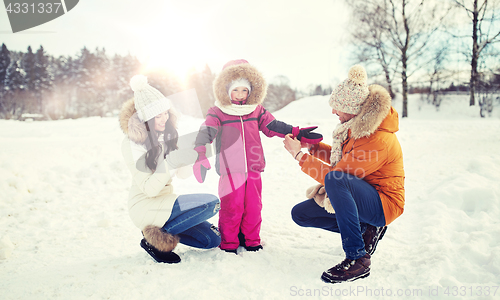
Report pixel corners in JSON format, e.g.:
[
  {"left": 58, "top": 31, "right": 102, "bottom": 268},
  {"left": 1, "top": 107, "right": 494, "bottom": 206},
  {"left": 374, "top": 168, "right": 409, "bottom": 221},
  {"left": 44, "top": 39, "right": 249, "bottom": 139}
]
[
  {"left": 196, "top": 105, "right": 288, "bottom": 175},
  {"left": 195, "top": 61, "right": 297, "bottom": 175}
]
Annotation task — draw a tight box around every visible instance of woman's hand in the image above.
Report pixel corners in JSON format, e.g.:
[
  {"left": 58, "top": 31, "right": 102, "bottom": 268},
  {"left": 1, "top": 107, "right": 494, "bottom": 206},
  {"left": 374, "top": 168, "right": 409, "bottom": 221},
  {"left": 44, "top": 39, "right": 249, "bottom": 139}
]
[{"left": 284, "top": 134, "right": 302, "bottom": 160}]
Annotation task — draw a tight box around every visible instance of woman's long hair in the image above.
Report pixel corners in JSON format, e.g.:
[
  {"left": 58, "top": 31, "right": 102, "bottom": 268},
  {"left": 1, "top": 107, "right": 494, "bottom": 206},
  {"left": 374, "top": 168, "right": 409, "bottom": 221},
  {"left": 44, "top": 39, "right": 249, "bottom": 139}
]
[{"left": 144, "top": 112, "right": 179, "bottom": 172}]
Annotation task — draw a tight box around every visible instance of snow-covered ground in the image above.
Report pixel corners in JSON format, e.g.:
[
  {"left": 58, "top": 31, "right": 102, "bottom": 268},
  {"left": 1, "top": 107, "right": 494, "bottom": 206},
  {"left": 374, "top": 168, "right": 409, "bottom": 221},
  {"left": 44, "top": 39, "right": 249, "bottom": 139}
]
[{"left": 1, "top": 94, "right": 499, "bottom": 300}]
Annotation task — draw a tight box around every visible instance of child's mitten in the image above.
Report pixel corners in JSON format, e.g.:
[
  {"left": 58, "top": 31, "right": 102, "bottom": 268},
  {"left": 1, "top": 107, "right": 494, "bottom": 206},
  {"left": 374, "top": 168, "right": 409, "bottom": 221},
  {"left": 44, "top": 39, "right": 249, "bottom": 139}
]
[
  {"left": 193, "top": 146, "right": 211, "bottom": 183},
  {"left": 292, "top": 126, "right": 323, "bottom": 144}
]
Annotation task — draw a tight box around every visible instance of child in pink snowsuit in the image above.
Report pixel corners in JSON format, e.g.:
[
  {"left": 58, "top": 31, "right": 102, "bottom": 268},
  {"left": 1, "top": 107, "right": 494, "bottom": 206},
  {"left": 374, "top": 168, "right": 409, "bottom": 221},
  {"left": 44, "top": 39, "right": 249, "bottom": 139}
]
[{"left": 193, "top": 59, "right": 322, "bottom": 253}]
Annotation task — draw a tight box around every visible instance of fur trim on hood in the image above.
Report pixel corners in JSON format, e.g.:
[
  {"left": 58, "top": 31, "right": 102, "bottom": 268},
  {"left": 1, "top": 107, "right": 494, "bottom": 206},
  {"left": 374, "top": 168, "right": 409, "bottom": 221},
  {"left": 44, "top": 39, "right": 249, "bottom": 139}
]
[
  {"left": 119, "top": 98, "right": 179, "bottom": 144},
  {"left": 350, "top": 84, "right": 392, "bottom": 139},
  {"left": 213, "top": 63, "right": 267, "bottom": 106}
]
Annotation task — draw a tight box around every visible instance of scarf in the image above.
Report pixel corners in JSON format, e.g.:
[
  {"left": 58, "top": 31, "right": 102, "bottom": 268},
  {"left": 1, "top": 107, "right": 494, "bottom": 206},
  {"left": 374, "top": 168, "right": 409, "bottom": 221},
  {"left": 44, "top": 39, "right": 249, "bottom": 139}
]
[
  {"left": 214, "top": 101, "right": 258, "bottom": 116},
  {"left": 329, "top": 118, "right": 355, "bottom": 166}
]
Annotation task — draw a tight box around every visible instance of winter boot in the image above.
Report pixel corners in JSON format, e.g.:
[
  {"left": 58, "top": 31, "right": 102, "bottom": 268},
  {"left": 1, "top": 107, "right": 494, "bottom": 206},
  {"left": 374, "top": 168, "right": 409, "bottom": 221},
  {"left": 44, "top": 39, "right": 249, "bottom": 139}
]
[
  {"left": 238, "top": 231, "right": 246, "bottom": 247},
  {"left": 221, "top": 248, "right": 238, "bottom": 254},
  {"left": 362, "top": 225, "right": 387, "bottom": 255},
  {"left": 238, "top": 231, "right": 263, "bottom": 251},
  {"left": 141, "top": 225, "right": 181, "bottom": 264},
  {"left": 321, "top": 253, "right": 371, "bottom": 283},
  {"left": 140, "top": 239, "right": 181, "bottom": 263},
  {"left": 244, "top": 245, "right": 263, "bottom": 252}
]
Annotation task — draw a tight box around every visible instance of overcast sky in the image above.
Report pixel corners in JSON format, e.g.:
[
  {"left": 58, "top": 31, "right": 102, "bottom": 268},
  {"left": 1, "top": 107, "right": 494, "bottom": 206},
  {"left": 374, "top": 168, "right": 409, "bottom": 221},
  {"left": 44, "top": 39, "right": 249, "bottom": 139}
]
[{"left": 0, "top": 0, "right": 353, "bottom": 90}]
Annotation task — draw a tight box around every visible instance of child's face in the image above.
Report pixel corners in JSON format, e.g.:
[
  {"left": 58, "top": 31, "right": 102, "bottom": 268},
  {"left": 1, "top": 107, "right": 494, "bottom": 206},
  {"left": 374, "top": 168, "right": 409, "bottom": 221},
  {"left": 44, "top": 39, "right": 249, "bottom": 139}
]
[
  {"left": 154, "top": 110, "right": 169, "bottom": 132},
  {"left": 230, "top": 86, "right": 249, "bottom": 102}
]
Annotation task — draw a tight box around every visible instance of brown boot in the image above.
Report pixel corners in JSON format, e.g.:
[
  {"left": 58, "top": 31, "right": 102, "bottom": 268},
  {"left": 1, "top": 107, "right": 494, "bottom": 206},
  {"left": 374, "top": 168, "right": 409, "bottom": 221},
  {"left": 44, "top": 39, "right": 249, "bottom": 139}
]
[
  {"left": 363, "top": 225, "right": 387, "bottom": 255},
  {"left": 141, "top": 225, "right": 181, "bottom": 263},
  {"left": 321, "top": 254, "right": 371, "bottom": 283}
]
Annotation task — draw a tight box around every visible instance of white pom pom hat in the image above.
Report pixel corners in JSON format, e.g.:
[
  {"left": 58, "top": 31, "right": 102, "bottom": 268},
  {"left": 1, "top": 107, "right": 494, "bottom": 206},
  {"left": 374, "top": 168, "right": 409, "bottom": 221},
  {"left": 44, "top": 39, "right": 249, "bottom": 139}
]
[
  {"left": 329, "top": 65, "right": 369, "bottom": 115},
  {"left": 130, "top": 75, "right": 171, "bottom": 122}
]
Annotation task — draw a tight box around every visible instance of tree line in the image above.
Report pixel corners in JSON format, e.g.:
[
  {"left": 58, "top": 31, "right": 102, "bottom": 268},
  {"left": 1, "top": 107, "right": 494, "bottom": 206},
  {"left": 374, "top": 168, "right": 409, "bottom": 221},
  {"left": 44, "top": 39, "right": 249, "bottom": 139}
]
[{"left": 0, "top": 44, "right": 300, "bottom": 120}]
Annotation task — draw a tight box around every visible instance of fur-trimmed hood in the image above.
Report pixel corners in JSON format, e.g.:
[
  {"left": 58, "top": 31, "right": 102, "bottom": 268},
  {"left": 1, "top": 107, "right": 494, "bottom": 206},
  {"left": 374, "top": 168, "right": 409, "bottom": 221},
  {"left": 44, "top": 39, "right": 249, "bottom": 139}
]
[
  {"left": 119, "top": 98, "right": 178, "bottom": 144},
  {"left": 350, "top": 84, "right": 395, "bottom": 138},
  {"left": 213, "top": 63, "right": 267, "bottom": 106}
]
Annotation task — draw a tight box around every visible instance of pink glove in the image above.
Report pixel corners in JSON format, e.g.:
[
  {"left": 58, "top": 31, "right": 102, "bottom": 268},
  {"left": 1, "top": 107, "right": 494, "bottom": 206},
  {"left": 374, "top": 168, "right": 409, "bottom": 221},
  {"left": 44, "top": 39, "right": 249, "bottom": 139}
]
[
  {"left": 291, "top": 126, "right": 323, "bottom": 144},
  {"left": 193, "top": 146, "right": 211, "bottom": 183}
]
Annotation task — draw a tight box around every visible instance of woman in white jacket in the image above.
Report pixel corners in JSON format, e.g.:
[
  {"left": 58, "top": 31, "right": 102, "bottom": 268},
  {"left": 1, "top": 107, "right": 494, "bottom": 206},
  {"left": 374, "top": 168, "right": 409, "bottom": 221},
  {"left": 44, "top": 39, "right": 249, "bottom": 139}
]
[{"left": 119, "top": 75, "right": 221, "bottom": 263}]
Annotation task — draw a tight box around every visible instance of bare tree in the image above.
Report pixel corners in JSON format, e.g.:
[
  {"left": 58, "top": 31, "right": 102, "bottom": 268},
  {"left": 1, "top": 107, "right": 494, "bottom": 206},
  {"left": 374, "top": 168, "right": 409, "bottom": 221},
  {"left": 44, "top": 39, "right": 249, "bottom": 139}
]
[
  {"left": 425, "top": 47, "right": 452, "bottom": 110},
  {"left": 346, "top": 0, "right": 449, "bottom": 117},
  {"left": 349, "top": 3, "right": 398, "bottom": 99},
  {"left": 450, "top": 0, "right": 500, "bottom": 106}
]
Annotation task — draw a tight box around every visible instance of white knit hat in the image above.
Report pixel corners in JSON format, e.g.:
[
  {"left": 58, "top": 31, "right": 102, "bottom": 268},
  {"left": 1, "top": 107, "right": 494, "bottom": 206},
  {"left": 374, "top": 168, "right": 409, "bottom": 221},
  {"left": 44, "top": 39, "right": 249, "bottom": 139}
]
[
  {"left": 130, "top": 75, "right": 171, "bottom": 122},
  {"left": 329, "top": 65, "right": 369, "bottom": 115},
  {"left": 227, "top": 78, "right": 252, "bottom": 100}
]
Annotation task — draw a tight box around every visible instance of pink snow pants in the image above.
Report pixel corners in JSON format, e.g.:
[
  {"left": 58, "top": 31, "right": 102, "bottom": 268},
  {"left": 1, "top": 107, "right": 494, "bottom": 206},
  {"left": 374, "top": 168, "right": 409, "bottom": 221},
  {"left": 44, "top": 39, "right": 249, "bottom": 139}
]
[{"left": 218, "top": 171, "right": 262, "bottom": 250}]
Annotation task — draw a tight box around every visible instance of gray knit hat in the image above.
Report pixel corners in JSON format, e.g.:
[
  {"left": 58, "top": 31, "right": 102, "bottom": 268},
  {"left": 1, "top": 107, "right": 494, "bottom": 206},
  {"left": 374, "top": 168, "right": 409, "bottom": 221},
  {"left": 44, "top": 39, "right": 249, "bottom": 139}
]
[
  {"left": 329, "top": 65, "right": 369, "bottom": 115},
  {"left": 130, "top": 75, "right": 171, "bottom": 122}
]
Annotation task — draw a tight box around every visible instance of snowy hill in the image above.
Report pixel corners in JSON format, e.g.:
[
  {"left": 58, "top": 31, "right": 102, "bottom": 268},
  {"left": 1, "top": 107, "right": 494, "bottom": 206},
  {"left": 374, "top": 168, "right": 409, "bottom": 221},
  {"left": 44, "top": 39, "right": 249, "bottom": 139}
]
[{"left": 1, "top": 94, "right": 499, "bottom": 299}]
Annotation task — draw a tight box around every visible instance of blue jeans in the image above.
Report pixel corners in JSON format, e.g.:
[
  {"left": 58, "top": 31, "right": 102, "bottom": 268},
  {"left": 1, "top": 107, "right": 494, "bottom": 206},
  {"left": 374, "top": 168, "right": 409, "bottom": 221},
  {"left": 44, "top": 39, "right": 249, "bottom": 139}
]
[
  {"left": 291, "top": 171, "right": 385, "bottom": 260},
  {"left": 163, "top": 194, "right": 221, "bottom": 249}
]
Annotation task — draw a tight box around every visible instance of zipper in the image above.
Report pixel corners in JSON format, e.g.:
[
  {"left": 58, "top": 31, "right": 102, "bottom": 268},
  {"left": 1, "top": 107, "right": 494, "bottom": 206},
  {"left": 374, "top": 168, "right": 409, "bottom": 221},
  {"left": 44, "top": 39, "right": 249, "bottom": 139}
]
[{"left": 240, "top": 116, "right": 248, "bottom": 173}]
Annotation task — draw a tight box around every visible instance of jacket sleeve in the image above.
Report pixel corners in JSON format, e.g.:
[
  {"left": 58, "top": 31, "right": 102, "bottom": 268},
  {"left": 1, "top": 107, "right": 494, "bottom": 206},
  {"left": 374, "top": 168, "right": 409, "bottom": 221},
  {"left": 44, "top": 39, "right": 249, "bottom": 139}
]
[
  {"left": 122, "top": 139, "right": 173, "bottom": 198},
  {"left": 333, "top": 137, "right": 388, "bottom": 178},
  {"left": 257, "top": 106, "right": 293, "bottom": 138},
  {"left": 299, "top": 153, "right": 333, "bottom": 185},
  {"left": 299, "top": 138, "right": 388, "bottom": 184},
  {"left": 195, "top": 108, "right": 220, "bottom": 147},
  {"left": 308, "top": 142, "right": 332, "bottom": 164},
  {"left": 165, "top": 148, "right": 198, "bottom": 169}
]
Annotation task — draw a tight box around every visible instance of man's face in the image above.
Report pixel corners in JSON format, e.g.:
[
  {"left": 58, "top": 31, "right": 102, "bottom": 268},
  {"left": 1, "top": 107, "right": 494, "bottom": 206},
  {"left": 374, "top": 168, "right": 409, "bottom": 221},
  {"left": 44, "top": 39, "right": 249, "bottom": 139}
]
[{"left": 332, "top": 108, "right": 356, "bottom": 123}]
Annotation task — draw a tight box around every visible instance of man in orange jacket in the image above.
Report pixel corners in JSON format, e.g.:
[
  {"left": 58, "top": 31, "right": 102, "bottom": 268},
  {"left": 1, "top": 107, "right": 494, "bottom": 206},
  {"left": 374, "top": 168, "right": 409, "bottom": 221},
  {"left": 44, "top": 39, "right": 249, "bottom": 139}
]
[{"left": 284, "top": 65, "right": 405, "bottom": 284}]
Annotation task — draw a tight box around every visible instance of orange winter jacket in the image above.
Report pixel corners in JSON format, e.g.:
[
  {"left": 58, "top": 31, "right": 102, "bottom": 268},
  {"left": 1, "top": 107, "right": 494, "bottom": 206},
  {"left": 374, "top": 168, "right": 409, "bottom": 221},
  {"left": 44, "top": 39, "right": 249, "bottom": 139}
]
[{"left": 299, "top": 106, "right": 405, "bottom": 225}]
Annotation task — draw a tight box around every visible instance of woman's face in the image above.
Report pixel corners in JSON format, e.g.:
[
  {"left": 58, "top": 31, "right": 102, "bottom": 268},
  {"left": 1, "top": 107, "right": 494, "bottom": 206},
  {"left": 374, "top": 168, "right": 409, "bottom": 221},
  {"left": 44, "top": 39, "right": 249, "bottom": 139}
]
[
  {"left": 230, "top": 86, "right": 249, "bottom": 102},
  {"left": 154, "top": 111, "right": 169, "bottom": 132}
]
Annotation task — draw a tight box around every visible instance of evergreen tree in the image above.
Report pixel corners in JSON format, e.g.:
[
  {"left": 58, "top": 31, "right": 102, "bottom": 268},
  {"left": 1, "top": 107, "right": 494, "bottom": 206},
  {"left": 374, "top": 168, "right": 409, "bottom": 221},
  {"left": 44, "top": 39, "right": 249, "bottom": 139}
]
[
  {"left": 0, "top": 43, "right": 11, "bottom": 98},
  {"left": 75, "top": 47, "right": 103, "bottom": 116},
  {"left": 109, "top": 53, "right": 141, "bottom": 112},
  {"left": 34, "top": 45, "right": 53, "bottom": 114},
  {"left": 2, "top": 59, "right": 26, "bottom": 118},
  {"left": 107, "top": 54, "right": 123, "bottom": 111},
  {"left": 51, "top": 55, "right": 77, "bottom": 118},
  {"left": 21, "top": 46, "right": 36, "bottom": 112},
  {"left": 93, "top": 47, "right": 111, "bottom": 113}
]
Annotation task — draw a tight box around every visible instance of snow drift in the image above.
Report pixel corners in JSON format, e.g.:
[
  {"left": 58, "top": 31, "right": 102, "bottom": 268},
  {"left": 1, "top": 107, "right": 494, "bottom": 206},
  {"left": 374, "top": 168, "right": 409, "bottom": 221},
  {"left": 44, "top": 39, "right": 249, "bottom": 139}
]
[{"left": 1, "top": 94, "right": 499, "bottom": 299}]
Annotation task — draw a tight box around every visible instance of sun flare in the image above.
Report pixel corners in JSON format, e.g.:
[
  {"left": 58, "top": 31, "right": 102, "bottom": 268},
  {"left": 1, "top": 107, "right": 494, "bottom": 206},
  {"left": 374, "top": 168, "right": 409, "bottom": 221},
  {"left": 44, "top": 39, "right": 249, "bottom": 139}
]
[{"left": 132, "top": 5, "right": 216, "bottom": 83}]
